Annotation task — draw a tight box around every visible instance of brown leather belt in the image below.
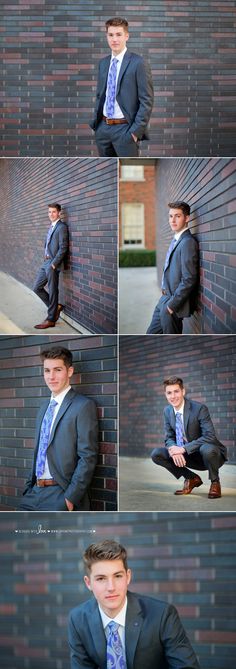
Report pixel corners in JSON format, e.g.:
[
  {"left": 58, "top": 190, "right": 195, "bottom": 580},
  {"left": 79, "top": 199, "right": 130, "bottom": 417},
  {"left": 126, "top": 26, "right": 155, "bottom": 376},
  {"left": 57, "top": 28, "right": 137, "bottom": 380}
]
[
  {"left": 36, "top": 478, "right": 57, "bottom": 487},
  {"left": 102, "top": 115, "right": 128, "bottom": 125}
]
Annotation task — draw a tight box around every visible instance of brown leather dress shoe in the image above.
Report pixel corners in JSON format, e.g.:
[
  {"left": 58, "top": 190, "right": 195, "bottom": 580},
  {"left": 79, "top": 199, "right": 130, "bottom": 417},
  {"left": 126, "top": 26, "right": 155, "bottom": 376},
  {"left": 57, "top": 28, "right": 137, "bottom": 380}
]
[
  {"left": 55, "top": 304, "right": 64, "bottom": 321},
  {"left": 174, "top": 474, "right": 203, "bottom": 495},
  {"left": 208, "top": 481, "right": 221, "bottom": 498},
  {"left": 34, "top": 320, "right": 55, "bottom": 329}
]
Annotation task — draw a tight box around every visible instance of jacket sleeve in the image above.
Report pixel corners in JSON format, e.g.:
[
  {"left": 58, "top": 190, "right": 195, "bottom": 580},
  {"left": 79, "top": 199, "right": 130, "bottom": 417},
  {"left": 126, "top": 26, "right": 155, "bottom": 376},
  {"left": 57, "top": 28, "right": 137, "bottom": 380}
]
[
  {"left": 64, "top": 399, "right": 98, "bottom": 505},
  {"left": 167, "top": 237, "right": 199, "bottom": 313},
  {"left": 52, "top": 224, "right": 69, "bottom": 268},
  {"left": 89, "top": 60, "right": 104, "bottom": 130},
  {"left": 68, "top": 611, "right": 98, "bottom": 669},
  {"left": 160, "top": 604, "right": 201, "bottom": 669},
  {"left": 129, "top": 58, "right": 154, "bottom": 138},
  {"left": 184, "top": 404, "right": 219, "bottom": 455}
]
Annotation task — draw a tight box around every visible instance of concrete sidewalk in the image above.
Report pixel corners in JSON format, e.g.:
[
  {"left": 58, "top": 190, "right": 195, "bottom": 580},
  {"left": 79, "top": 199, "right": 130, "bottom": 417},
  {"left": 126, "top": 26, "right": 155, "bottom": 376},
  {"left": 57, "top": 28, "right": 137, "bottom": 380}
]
[
  {"left": 0, "top": 271, "right": 79, "bottom": 334},
  {"left": 119, "top": 457, "right": 236, "bottom": 511},
  {"left": 119, "top": 267, "right": 160, "bottom": 334}
]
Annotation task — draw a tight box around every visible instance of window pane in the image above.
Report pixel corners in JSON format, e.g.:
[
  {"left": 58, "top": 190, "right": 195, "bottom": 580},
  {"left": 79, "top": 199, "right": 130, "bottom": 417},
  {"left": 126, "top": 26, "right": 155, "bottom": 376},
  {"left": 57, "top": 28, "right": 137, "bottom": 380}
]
[
  {"left": 122, "top": 203, "right": 144, "bottom": 247},
  {"left": 121, "top": 165, "right": 144, "bottom": 181}
]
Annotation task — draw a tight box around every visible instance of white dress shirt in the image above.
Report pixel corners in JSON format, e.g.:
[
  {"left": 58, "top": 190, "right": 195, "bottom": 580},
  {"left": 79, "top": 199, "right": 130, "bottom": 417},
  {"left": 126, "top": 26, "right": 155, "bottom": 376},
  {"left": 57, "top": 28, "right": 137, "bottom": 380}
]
[
  {"left": 39, "top": 385, "right": 71, "bottom": 479},
  {"left": 103, "top": 47, "right": 127, "bottom": 118},
  {"left": 99, "top": 597, "right": 127, "bottom": 652}
]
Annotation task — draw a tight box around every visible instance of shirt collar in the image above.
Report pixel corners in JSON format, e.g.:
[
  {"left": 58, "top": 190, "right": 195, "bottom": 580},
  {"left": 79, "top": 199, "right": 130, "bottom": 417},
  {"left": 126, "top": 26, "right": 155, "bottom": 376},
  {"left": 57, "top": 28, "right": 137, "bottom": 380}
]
[
  {"left": 51, "top": 218, "right": 60, "bottom": 228},
  {"left": 99, "top": 597, "right": 127, "bottom": 630},
  {"left": 50, "top": 385, "right": 71, "bottom": 406},
  {"left": 174, "top": 227, "right": 188, "bottom": 241},
  {"left": 111, "top": 46, "right": 127, "bottom": 63}
]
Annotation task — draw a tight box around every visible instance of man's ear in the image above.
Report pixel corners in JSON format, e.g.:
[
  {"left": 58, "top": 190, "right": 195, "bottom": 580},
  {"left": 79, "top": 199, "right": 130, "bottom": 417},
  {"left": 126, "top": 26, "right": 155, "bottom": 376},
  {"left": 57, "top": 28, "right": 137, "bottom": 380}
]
[
  {"left": 84, "top": 575, "right": 91, "bottom": 591},
  {"left": 127, "top": 568, "right": 132, "bottom": 585},
  {"left": 183, "top": 387, "right": 186, "bottom": 397}
]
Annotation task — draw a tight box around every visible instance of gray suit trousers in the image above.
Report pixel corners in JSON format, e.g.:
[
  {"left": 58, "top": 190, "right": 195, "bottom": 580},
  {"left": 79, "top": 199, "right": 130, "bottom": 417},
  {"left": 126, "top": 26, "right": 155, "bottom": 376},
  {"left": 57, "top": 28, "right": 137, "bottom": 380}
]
[
  {"left": 33, "top": 259, "right": 59, "bottom": 321},
  {"left": 152, "top": 444, "right": 225, "bottom": 481},
  {"left": 95, "top": 120, "right": 139, "bottom": 157},
  {"left": 147, "top": 295, "right": 183, "bottom": 334}
]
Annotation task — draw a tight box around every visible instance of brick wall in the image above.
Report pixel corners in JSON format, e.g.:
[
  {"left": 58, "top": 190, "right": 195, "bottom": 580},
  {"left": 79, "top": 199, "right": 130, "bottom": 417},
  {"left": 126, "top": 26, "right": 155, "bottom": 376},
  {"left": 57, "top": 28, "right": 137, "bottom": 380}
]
[
  {"left": 0, "top": 511, "right": 235, "bottom": 669},
  {"left": 119, "top": 335, "right": 236, "bottom": 463},
  {"left": 155, "top": 158, "right": 236, "bottom": 334},
  {"left": 119, "top": 163, "right": 156, "bottom": 250},
  {"left": 0, "top": 334, "right": 117, "bottom": 511},
  {"left": 1, "top": 1, "right": 235, "bottom": 157},
  {"left": 0, "top": 158, "right": 118, "bottom": 334}
]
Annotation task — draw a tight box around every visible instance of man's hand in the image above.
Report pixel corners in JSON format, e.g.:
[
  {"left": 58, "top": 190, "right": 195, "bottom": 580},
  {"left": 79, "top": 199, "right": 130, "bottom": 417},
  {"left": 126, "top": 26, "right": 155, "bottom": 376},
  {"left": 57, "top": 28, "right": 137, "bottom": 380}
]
[
  {"left": 167, "top": 306, "right": 173, "bottom": 314},
  {"left": 65, "top": 498, "right": 74, "bottom": 511},
  {"left": 168, "top": 446, "right": 186, "bottom": 467},
  {"left": 131, "top": 133, "right": 138, "bottom": 143},
  {"left": 51, "top": 263, "right": 56, "bottom": 270}
]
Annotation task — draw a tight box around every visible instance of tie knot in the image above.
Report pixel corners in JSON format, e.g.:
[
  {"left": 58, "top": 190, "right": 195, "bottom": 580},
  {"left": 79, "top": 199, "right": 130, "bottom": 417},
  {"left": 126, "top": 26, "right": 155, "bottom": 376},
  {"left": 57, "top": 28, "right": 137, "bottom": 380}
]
[
  {"left": 50, "top": 399, "right": 57, "bottom": 409},
  {"left": 108, "top": 621, "right": 119, "bottom": 634}
]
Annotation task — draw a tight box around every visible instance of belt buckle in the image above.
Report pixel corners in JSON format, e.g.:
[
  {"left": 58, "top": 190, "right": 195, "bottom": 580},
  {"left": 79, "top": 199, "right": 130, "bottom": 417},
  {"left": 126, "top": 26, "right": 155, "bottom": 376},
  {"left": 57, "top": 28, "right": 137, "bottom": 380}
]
[{"left": 105, "top": 117, "right": 110, "bottom": 125}]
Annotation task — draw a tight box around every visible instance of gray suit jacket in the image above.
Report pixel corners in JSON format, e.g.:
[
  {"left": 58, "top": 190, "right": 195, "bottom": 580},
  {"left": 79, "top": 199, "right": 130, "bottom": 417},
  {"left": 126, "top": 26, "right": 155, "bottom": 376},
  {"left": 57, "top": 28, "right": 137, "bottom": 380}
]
[
  {"left": 90, "top": 51, "right": 154, "bottom": 140},
  {"left": 68, "top": 590, "right": 200, "bottom": 669},
  {"left": 162, "top": 229, "right": 199, "bottom": 318},
  {"left": 45, "top": 220, "right": 69, "bottom": 270},
  {"left": 23, "top": 389, "right": 98, "bottom": 510},
  {"left": 164, "top": 398, "right": 227, "bottom": 459}
]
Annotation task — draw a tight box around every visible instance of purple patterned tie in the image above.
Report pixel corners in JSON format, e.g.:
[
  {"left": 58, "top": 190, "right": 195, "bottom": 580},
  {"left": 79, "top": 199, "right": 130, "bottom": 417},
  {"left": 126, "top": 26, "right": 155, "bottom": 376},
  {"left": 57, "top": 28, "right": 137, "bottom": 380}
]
[
  {"left": 161, "top": 237, "right": 177, "bottom": 288},
  {"left": 45, "top": 224, "right": 54, "bottom": 256},
  {"left": 106, "top": 58, "right": 118, "bottom": 117},
  {"left": 36, "top": 399, "right": 58, "bottom": 477},
  {"left": 176, "top": 412, "right": 184, "bottom": 447},
  {"left": 106, "top": 621, "right": 127, "bottom": 669}
]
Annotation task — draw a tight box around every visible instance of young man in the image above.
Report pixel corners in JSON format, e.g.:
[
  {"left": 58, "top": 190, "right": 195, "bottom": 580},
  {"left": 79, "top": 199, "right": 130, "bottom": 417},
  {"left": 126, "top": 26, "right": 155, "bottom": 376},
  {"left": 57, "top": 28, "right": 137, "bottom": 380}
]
[
  {"left": 90, "top": 17, "right": 154, "bottom": 157},
  {"left": 147, "top": 201, "right": 199, "bottom": 334},
  {"left": 151, "top": 377, "right": 227, "bottom": 498},
  {"left": 19, "top": 347, "right": 98, "bottom": 511},
  {"left": 68, "top": 539, "right": 200, "bottom": 669},
  {"left": 33, "top": 203, "right": 69, "bottom": 329}
]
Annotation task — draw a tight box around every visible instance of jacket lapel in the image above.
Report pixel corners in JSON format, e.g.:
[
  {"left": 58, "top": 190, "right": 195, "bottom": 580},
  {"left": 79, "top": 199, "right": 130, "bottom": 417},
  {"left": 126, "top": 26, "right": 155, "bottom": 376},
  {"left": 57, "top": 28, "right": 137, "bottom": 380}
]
[
  {"left": 101, "top": 57, "right": 111, "bottom": 94},
  {"left": 87, "top": 600, "right": 106, "bottom": 667},
  {"left": 48, "top": 388, "right": 75, "bottom": 446},
  {"left": 165, "top": 229, "right": 190, "bottom": 270},
  {"left": 183, "top": 398, "right": 191, "bottom": 437},
  {"left": 169, "top": 406, "right": 176, "bottom": 431},
  {"left": 125, "top": 592, "right": 144, "bottom": 668},
  {"left": 116, "top": 51, "right": 132, "bottom": 94}
]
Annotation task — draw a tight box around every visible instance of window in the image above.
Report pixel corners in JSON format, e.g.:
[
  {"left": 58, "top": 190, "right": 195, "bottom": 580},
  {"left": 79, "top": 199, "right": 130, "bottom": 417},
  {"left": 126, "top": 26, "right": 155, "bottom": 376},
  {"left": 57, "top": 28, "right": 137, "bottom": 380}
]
[
  {"left": 120, "top": 165, "right": 144, "bottom": 181},
  {"left": 121, "top": 203, "right": 145, "bottom": 248}
]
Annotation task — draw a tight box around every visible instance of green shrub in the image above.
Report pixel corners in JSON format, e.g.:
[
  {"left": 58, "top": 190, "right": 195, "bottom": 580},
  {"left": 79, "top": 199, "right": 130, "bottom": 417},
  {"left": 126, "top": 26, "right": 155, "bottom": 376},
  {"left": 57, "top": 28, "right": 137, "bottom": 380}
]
[{"left": 119, "top": 249, "right": 156, "bottom": 267}]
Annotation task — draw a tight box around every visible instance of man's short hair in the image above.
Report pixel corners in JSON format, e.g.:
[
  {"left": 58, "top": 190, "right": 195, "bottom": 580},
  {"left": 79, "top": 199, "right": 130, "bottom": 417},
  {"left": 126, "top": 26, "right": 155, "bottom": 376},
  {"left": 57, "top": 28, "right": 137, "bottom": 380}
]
[
  {"left": 40, "top": 347, "right": 73, "bottom": 368},
  {"left": 105, "top": 17, "right": 129, "bottom": 32},
  {"left": 163, "top": 377, "right": 184, "bottom": 390},
  {"left": 168, "top": 201, "right": 190, "bottom": 216},
  {"left": 48, "top": 202, "right": 61, "bottom": 212},
  {"left": 83, "top": 540, "right": 128, "bottom": 573}
]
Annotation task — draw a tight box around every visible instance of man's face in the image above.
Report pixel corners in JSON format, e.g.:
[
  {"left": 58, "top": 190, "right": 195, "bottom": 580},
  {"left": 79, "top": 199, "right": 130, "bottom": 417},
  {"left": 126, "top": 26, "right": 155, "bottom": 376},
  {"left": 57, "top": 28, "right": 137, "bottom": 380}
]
[
  {"left": 169, "top": 208, "right": 189, "bottom": 234},
  {"left": 43, "top": 358, "right": 73, "bottom": 396},
  {"left": 165, "top": 383, "right": 185, "bottom": 410},
  {"left": 84, "top": 559, "right": 131, "bottom": 618},
  {"left": 106, "top": 26, "right": 129, "bottom": 55},
  {"left": 48, "top": 207, "right": 60, "bottom": 224}
]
